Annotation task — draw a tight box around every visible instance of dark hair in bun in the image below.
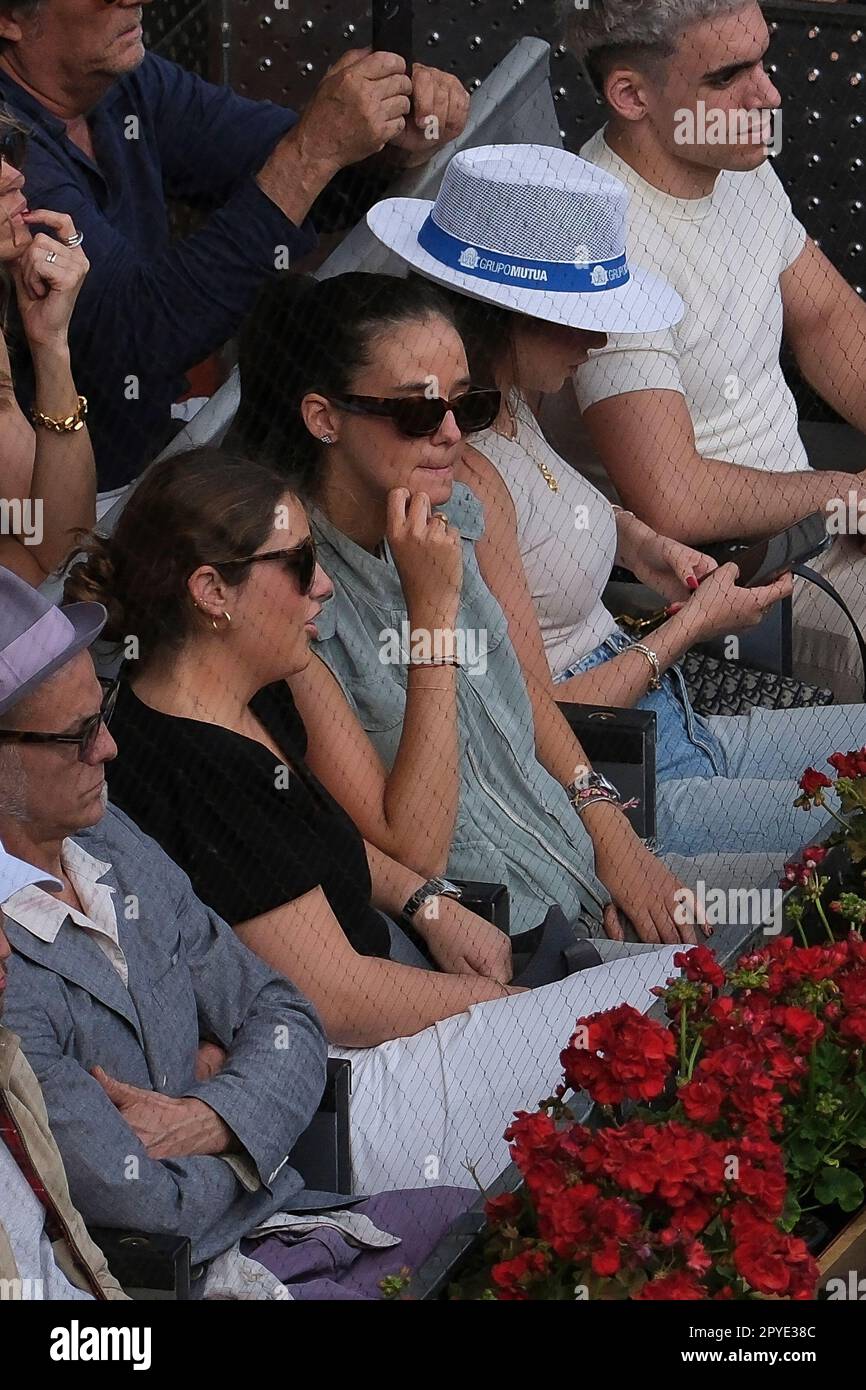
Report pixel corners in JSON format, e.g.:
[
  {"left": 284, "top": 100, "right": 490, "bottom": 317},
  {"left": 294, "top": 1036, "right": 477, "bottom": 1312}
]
[{"left": 65, "top": 446, "right": 295, "bottom": 673}]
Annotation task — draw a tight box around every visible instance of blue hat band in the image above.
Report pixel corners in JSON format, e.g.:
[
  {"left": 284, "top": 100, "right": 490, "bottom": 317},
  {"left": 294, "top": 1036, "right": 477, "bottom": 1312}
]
[{"left": 417, "top": 214, "right": 630, "bottom": 294}]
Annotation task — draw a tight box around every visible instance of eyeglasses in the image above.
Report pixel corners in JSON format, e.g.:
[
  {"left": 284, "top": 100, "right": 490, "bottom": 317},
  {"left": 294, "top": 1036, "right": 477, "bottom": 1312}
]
[
  {"left": 327, "top": 388, "right": 502, "bottom": 439},
  {"left": 0, "top": 676, "right": 119, "bottom": 762},
  {"left": 0, "top": 126, "right": 27, "bottom": 172},
  {"left": 210, "top": 534, "right": 318, "bottom": 597}
]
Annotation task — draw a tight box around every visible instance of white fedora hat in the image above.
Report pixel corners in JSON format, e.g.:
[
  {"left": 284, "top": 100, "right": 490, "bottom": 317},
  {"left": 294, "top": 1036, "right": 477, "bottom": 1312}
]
[{"left": 367, "top": 143, "right": 684, "bottom": 334}]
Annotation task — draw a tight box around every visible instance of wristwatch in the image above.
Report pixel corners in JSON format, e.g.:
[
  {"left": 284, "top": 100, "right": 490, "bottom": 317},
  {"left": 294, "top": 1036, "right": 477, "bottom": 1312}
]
[{"left": 401, "top": 876, "right": 463, "bottom": 923}]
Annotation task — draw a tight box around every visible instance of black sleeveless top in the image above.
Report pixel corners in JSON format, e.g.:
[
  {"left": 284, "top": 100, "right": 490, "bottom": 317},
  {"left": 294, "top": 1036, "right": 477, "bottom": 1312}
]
[{"left": 107, "top": 679, "right": 390, "bottom": 957}]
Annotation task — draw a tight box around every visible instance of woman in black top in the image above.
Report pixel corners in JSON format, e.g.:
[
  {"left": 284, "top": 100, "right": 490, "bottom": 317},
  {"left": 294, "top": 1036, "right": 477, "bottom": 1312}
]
[
  {"left": 110, "top": 678, "right": 391, "bottom": 960},
  {"left": 68, "top": 446, "right": 514, "bottom": 1046},
  {"left": 67, "top": 447, "right": 681, "bottom": 1193}
]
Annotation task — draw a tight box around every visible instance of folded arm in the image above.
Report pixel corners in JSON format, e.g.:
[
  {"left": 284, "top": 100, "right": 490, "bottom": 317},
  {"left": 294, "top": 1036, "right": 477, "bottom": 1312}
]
[
  {"left": 160, "top": 865, "right": 329, "bottom": 1186},
  {"left": 5, "top": 991, "right": 291, "bottom": 1265}
]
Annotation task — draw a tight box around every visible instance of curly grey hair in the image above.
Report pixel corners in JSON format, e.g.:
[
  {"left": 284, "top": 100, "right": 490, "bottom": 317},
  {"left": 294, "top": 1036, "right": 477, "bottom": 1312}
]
[{"left": 562, "top": 0, "right": 753, "bottom": 92}]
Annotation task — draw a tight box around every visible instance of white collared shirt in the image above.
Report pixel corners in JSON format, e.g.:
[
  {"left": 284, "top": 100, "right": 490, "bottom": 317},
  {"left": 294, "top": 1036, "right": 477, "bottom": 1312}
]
[{"left": 2, "top": 839, "right": 128, "bottom": 987}]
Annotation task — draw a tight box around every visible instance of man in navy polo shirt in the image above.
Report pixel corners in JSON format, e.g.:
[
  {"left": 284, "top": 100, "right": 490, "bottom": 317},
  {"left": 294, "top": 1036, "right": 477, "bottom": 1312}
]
[{"left": 0, "top": 1, "right": 469, "bottom": 489}]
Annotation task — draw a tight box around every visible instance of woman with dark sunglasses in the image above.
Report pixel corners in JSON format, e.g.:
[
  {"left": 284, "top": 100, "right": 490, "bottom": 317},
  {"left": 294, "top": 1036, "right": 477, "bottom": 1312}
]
[
  {"left": 230, "top": 271, "right": 778, "bottom": 949},
  {"left": 65, "top": 446, "right": 686, "bottom": 1192},
  {"left": 0, "top": 117, "right": 94, "bottom": 585}
]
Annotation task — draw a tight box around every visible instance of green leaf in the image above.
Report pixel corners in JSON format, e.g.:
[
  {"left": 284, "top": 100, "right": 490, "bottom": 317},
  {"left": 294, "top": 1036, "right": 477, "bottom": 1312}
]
[
  {"left": 787, "top": 1137, "right": 820, "bottom": 1168},
  {"left": 780, "top": 1189, "right": 803, "bottom": 1233},
  {"left": 813, "top": 1166, "right": 865, "bottom": 1212}
]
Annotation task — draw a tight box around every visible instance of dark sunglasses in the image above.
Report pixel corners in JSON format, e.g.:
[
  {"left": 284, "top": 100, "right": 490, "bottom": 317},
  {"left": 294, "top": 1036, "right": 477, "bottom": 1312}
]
[
  {"left": 328, "top": 387, "right": 501, "bottom": 439},
  {"left": 0, "top": 676, "right": 119, "bottom": 763},
  {"left": 0, "top": 125, "right": 27, "bottom": 171},
  {"left": 211, "top": 534, "right": 318, "bottom": 596}
]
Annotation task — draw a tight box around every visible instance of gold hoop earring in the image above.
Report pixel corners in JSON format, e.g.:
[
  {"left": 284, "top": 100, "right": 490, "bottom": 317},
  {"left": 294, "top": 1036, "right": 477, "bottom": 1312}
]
[{"left": 211, "top": 610, "right": 232, "bottom": 632}]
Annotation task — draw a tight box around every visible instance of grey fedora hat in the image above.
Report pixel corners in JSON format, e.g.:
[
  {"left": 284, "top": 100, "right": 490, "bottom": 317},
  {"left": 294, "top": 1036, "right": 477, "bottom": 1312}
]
[{"left": 0, "top": 566, "right": 106, "bottom": 717}]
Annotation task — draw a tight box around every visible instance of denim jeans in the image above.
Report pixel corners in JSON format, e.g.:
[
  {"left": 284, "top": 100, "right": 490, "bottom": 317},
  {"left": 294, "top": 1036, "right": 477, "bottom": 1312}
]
[
  {"left": 557, "top": 631, "right": 866, "bottom": 860},
  {"left": 556, "top": 630, "right": 726, "bottom": 780}
]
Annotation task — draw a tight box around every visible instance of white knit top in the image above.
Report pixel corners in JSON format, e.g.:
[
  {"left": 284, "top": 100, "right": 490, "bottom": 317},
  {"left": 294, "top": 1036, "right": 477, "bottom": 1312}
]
[{"left": 473, "top": 393, "right": 620, "bottom": 678}]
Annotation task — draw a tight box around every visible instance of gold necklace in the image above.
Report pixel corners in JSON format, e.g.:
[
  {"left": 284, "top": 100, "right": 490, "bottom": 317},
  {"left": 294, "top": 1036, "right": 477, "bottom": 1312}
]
[
  {"left": 537, "top": 458, "right": 560, "bottom": 494},
  {"left": 505, "top": 397, "right": 559, "bottom": 493}
]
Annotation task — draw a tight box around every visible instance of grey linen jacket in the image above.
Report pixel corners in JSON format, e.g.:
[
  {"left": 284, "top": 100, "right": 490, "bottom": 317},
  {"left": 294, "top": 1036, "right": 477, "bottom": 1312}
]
[{"left": 2, "top": 805, "right": 351, "bottom": 1266}]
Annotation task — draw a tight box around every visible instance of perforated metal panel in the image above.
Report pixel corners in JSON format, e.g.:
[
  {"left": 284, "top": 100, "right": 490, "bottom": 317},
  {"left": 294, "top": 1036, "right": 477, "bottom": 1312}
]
[
  {"left": 765, "top": 4, "right": 866, "bottom": 290},
  {"left": 143, "top": 3, "right": 866, "bottom": 261},
  {"left": 145, "top": 2, "right": 865, "bottom": 424},
  {"left": 144, "top": 0, "right": 603, "bottom": 144},
  {"left": 143, "top": 0, "right": 210, "bottom": 77}
]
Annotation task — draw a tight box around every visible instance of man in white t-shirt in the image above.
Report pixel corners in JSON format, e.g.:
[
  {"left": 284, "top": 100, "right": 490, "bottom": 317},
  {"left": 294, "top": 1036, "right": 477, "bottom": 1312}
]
[{"left": 565, "top": 0, "right": 866, "bottom": 700}]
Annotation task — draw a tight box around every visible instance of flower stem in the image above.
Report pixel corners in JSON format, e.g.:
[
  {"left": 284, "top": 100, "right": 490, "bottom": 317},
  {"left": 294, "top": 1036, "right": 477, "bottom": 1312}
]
[
  {"left": 679, "top": 1002, "right": 689, "bottom": 1081},
  {"left": 814, "top": 893, "right": 836, "bottom": 943}
]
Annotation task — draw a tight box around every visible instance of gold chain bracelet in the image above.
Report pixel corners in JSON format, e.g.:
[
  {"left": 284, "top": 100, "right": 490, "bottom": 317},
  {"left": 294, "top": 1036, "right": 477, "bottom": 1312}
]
[{"left": 31, "top": 395, "right": 88, "bottom": 433}]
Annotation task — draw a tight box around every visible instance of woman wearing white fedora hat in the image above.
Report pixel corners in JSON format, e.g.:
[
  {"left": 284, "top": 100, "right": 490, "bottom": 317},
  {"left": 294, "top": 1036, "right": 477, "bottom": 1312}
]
[{"left": 365, "top": 141, "right": 866, "bottom": 865}]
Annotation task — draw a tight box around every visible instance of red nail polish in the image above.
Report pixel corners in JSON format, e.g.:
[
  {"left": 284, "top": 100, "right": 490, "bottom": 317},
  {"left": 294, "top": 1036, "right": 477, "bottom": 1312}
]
[{"left": 686, "top": 575, "right": 699, "bottom": 591}]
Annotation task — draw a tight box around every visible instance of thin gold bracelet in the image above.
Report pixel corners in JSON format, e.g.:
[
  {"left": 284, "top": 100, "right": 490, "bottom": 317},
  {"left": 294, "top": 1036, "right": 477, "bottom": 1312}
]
[{"left": 31, "top": 394, "right": 88, "bottom": 433}]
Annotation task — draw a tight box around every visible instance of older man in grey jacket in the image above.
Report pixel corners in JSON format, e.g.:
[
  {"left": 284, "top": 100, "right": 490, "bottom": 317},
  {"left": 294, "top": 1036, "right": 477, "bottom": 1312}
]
[
  {"left": 0, "top": 848, "right": 126, "bottom": 1300},
  {"left": 0, "top": 567, "right": 469, "bottom": 1296}
]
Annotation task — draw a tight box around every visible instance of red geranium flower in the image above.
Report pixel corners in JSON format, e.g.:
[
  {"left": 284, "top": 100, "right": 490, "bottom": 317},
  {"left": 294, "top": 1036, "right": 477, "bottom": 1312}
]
[
  {"left": 839, "top": 1010, "right": 866, "bottom": 1046},
  {"left": 828, "top": 749, "right": 866, "bottom": 779},
  {"left": 484, "top": 1192, "right": 523, "bottom": 1228},
  {"left": 633, "top": 1270, "right": 707, "bottom": 1300},
  {"left": 770, "top": 1005, "right": 825, "bottom": 1051},
  {"left": 798, "top": 768, "right": 833, "bottom": 795},
  {"left": 684, "top": 1240, "right": 713, "bottom": 1277},
  {"left": 843, "top": 932, "right": 866, "bottom": 965},
  {"left": 490, "top": 1247, "right": 551, "bottom": 1300},
  {"left": 560, "top": 1004, "right": 676, "bottom": 1106},
  {"left": 679, "top": 1077, "right": 725, "bottom": 1124},
  {"left": 733, "top": 1225, "right": 818, "bottom": 1299},
  {"left": 675, "top": 945, "right": 726, "bottom": 989},
  {"left": 839, "top": 967, "right": 866, "bottom": 1011},
  {"left": 535, "top": 1183, "right": 600, "bottom": 1258},
  {"left": 801, "top": 845, "right": 828, "bottom": 867}
]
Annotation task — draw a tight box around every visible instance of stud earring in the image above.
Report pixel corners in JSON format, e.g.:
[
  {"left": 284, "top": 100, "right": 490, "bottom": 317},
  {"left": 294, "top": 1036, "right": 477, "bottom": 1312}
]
[{"left": 320, "top": 434, "right": 335, "bottom": 445}]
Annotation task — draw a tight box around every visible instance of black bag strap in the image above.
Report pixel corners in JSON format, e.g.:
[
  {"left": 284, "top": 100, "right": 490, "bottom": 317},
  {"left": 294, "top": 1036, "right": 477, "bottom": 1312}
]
[{"left": 793, "top": 563, "right": 866, "bottom": 702}]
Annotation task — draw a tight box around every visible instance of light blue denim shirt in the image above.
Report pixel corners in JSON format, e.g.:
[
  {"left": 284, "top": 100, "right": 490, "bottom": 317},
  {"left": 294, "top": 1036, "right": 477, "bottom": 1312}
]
[{"left": 312, "top": 484, "right": 610, "bottom": 936}]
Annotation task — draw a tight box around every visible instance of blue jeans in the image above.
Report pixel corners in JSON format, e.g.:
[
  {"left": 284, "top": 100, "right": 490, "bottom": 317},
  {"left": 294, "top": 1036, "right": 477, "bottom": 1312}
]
[
  {"left": 662, "top": 703, "right": 866, "bottom": 858},
  {"left": 557, "top": 632, "right": 866, "bottom": 859},
  {"left": 557, "top": 631, "right": 726, "bottom": 781}
]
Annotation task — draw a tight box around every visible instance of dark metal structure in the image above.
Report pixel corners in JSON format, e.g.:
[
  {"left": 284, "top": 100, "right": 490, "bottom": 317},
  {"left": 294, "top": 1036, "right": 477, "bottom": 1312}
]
[
  {"left": 143, "top": 3, "right": 865, "bottom": 276},
  {"left": 143, "top": 2, "right": 866, "bottom": 424}
]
